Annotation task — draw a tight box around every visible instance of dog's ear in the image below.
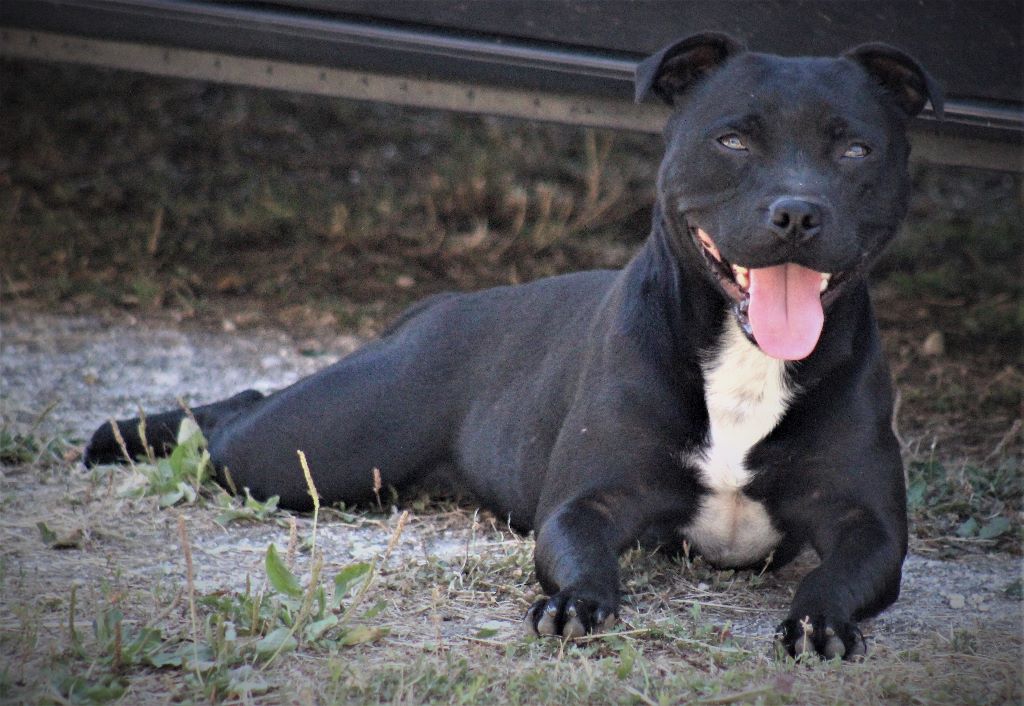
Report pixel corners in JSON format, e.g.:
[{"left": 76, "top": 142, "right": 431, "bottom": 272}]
[
  {"left": 635, "top": 32, "right": 746, "bottom": 105},
  {"left": 844, "top": 43, "right": 944, "bottom": 119}
]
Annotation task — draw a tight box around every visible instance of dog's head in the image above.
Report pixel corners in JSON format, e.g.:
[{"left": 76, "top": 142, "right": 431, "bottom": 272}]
[{"left": 636, "top": 34, "right": 943, "bottom": 360}]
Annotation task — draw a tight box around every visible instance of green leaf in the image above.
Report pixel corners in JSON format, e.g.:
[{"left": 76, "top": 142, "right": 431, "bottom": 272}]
[
  {"left": 158, "top": 489, "right": 185, "bottom": 508},
  {"left": 176, "top": 417, "right": 203, "bottom": 447},
  {"left": 93, "top": 608, "right": 124, "bottom": 646},
  {"left": 473, "top": 620, "right": 505, "bottom": 639},
  {"left": 123, "top": 627, "right": 165, "bottom": 661},
  {"left": 148, "top": 648, "right": 186, "bottom": 668},
  {"left": 314, "top": 585, "right": 327, "bottom": 619},
  {"left": 362, "top": 599, "right": 387, "bottom": 620},
  {"left": 224, "top": 666, "right": 270, "bottom": 697},
  {"left": 59, "top": 674, "right": 126, "bottom": 702},
  {"left": 265, "top": 544, "right": 303, "bottom": 598},
  {"left": 217, "top": 492, "right": 282, "bottom": 525},
  {"left": 332, "top": 562, "right": 371, "bottom": 607},
  {"left": 147, "top": 641, "right": 214, "bottom": 669},
  {"left": 179, "top": 481, "right": 197, "bottom": 505},
  {"left": 906, "top": 480, "right": 927, "bottom": 508},
  {"left": 195, "top": 449, "right": 213, "bottom": 485},
  {"left": 616, "top": 642, "right": 637, "bottom": 680},
  {"left": 168, "top": 439, "right": 188, "bottom": 477},
  {"left": 245, "top": 491, "right": 279, "bottom": 513},
  {"left": 304, "top": 615, "right": 339, "bottom": 642},
  {"left": 255, "top": 627, "right": 297, "bottom": 658},
  {"left": 978, "top": 516, "right": 1011, "bottom": 540},
  {"left": 956, "top": 517, "right": 979, "bottom": 538},
  {"left": 338, "top": 625, "right": 386, "bottom": 646},
  {"left": 37, "top": 522, "right": 57, "bottom": 545}
]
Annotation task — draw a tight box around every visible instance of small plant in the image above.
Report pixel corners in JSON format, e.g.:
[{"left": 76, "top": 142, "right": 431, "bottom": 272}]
[
  {"left": 215, "top": 489, "right": 281, "bottom": 525},
  {"left": 54, "top": 606, "right": 167, "bottom": 703},
  {"left": 906, "top": 459, "right": 1020, "bottom": 547},
  {"left": 53, "top": 449, "right": 405, "bottom": 703},
  {"left": 183, "top": 450, "right": 399, "bottom": 669},
  {"left": 50, "top": 430, "right": 407, "bottom": 702},
  {"left": 117, "top": 418, "right": 214, "bottom": 507},
  {"left": 0, "top": 403, "right": 72, "bottom": 466}
]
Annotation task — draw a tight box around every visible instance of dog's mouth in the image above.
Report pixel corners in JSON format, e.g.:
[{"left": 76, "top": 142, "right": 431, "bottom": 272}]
[{"left": 691, "top": 227, "right": 847, "bottom": 361}]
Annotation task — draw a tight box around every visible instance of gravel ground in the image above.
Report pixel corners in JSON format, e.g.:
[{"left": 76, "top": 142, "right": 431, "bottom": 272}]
[{"left": 1, "top": 311, "right": 361, "bottom": 440}]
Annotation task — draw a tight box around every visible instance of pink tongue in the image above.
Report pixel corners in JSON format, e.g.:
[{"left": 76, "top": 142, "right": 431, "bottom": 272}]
[{"left": 747, "top": 264, "right": 824, "bottom": 360}]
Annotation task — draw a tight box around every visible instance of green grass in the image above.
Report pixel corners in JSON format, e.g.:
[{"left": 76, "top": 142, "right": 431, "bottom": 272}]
[
  {"left": 907, "top": 458, "right": 1021, "bottom": 550},
  {"left": 24, "top": 423, "right": 405, "bottom": 704}
]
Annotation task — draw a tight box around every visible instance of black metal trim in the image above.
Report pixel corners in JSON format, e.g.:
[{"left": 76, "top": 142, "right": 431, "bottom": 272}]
[{"left": 3, "top": 0, "right": 1022, "bottom": 141}]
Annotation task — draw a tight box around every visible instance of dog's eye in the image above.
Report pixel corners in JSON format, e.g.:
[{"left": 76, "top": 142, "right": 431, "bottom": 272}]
[
  {"left": 843, "top": 143, "right": 870, "bottom": 159},
  {"left": 718, "top": 134, "right": 748, "bottom": 151}
]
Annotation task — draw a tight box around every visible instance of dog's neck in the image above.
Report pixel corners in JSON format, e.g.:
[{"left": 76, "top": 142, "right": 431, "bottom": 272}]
[{"left": 642, "top": 203, "right": 734, "bottom": 350}]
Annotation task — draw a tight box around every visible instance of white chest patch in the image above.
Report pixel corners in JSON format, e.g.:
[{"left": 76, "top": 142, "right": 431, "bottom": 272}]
[{"left": 682, "top": 321, "right": 792, "bottom": 567}]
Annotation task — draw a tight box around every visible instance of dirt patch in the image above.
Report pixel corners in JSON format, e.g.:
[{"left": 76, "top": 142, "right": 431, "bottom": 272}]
[{"left": 0, "top": 311, "right": 361, "bottom": 440}]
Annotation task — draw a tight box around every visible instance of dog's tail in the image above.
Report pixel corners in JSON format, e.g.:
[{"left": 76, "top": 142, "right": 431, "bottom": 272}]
[{"left": 83, "top": 389, "right": 265, "bottom": 467}]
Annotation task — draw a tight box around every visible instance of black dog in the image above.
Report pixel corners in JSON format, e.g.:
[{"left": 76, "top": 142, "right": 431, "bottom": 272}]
[{"left": 86, "top": 33, "right": 943, "bottom": 660}]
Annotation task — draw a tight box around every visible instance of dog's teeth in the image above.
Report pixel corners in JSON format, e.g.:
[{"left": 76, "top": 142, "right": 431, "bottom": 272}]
[
  {"left": 732, "top": 265, "right": 750, "bottom": 290},
  {"left": 820, "top": 273, "right": 832, "bottom": 293}
]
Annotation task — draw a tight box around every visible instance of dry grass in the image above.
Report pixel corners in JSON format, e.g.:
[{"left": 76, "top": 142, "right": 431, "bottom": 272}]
[{"left": 1, "top": 442, "right": 1021, "bottom": 704}]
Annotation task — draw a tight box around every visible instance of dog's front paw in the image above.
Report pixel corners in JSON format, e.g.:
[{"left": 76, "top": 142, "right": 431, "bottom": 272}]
[
  {"left": 524, "top": 591, "right": 618, "bottom": 639},
  {"left": 775, "top": 615, "right": 867, "bottom": 661}
]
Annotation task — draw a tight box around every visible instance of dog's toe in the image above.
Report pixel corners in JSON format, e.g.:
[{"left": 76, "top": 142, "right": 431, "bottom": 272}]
[
  {"left": 776, "top": 615, "right": 867, "bottom": 662},
  {"left": 524, "top": 592, "right": 618, "bottom": 639},
  {"left": 536, "top": 601, "right": 559, "bottom": 635},
  {"left": 822, "top": 627, "right": 846, "bottom": 660},
  {"left": 593, "top": 606, "right": 617, "bottom": 632},
  {"left": 561, "top": 607, "right": 587, "bottom": 639}
]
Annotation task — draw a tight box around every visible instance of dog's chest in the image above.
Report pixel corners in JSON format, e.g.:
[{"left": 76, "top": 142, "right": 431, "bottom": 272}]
[{"left": 682, "top": 322, "right": 789, "bottom": 567}]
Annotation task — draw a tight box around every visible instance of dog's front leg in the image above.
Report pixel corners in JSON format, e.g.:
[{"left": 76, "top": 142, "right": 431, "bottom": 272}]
[
  {"left": 777, "top": 503, "right": 906, "bottom": 660},
  {"left": 525, "top": 488, "right": 671, "bottom": 639}
]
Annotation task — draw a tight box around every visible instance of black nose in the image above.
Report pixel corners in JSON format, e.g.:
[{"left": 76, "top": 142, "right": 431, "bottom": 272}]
[{"left": 767, "top": 198, "right": 823, "bottom": 242}]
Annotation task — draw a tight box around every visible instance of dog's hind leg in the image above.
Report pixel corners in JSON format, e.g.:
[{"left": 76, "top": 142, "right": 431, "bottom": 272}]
[
  {"left": 203, "top": 355, "right": 457, "bottom": 510},
  {"left": 86, "top": 293, "right": 465, "bottom": 511},
  {"left": 83, "top": 389, "right": 265, "bottom": 466}
]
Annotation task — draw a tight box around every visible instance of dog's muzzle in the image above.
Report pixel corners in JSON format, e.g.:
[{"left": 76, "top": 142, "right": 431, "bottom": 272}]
[{"left": 690, "top": 226, "right": 844, "bottom": 361}]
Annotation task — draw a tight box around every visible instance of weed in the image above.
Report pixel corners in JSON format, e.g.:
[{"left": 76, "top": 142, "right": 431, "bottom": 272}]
[
  {"left": 51, "top": 605, "right": 167, "bottom": 703},
  {"left": 907, "top": 458, "right": 1021, "bottom": 549},
  {"left": 214, "top": 489, "right": 281, "bottom": 525},
  {"left": 112, "top": 417, "right": 215, "bottom": 507},
  {"left": 32, "top": 430, "right": 409, "bottom": 703},
  {"left": 0, "top": 405, "right": 73, "bottom": 467}
]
